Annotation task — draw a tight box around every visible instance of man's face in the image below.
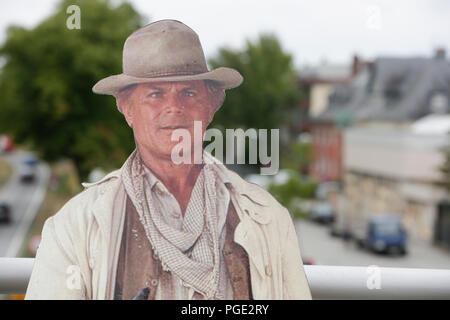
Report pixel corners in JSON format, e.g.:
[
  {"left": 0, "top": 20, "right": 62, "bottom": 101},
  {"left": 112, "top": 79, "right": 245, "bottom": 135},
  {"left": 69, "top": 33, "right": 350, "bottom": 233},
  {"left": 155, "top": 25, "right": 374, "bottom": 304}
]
[{"left": 120, "top": 80, "right": 215, "bottom": 160}]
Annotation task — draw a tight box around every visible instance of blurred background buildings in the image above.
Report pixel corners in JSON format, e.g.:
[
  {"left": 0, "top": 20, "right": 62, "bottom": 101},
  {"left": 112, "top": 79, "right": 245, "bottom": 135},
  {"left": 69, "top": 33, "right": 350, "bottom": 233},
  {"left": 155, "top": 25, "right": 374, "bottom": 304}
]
[{"left": 302, "top": 48, "right": 450, "bottom": 247}]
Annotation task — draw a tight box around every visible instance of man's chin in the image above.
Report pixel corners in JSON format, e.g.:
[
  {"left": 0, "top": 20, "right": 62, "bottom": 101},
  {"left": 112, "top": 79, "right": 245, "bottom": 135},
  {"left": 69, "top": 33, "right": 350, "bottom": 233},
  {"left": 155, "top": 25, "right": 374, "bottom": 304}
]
[{"left": 139, "top": 145, "right": 180, "bottom": 160}]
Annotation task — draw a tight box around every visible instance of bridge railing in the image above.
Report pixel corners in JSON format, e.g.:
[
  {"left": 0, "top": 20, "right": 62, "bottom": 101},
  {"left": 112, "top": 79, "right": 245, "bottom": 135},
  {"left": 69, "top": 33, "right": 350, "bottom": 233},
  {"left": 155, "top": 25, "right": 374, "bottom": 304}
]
[{"left": 1, "top": 258, "right": 449, "bottom": 299}]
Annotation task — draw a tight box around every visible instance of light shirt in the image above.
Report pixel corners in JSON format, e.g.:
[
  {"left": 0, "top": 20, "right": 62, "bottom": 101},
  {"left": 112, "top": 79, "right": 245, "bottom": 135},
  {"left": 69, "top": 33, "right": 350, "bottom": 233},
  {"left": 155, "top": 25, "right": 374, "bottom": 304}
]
[{"left": 141, "top": 164, "right": 234, "bottom": 300}]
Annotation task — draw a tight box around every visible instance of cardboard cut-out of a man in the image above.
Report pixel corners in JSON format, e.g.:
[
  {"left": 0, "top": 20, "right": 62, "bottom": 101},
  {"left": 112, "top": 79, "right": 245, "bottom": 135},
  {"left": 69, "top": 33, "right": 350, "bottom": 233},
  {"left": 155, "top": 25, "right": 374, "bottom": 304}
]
[{"left": 25, "top": 20, "right": 312, "bottom": 300}]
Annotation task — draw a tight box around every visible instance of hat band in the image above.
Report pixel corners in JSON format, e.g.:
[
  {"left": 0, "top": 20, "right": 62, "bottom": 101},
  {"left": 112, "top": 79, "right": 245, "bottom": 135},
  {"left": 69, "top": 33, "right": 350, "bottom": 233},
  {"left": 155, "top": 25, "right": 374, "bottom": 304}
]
[{"left": 125, "top": 68, "right": 208, "bottom": 79}]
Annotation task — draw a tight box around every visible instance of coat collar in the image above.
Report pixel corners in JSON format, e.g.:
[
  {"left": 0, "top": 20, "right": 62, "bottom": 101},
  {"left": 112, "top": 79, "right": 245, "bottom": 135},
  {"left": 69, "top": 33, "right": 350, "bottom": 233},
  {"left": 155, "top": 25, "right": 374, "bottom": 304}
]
[{"left": 82, "top": 150, "right": 272, "bottom": 225}]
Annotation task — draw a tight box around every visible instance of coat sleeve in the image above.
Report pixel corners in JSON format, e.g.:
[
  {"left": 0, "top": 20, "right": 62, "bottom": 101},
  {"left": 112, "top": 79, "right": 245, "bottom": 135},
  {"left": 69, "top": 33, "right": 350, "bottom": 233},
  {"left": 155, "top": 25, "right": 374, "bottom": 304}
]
[
  {"left": 25, "top": 216, "right": 86, "bottom": 300},
  {"left": 281, "top": 208, "right": 312, "bottom": 300}
]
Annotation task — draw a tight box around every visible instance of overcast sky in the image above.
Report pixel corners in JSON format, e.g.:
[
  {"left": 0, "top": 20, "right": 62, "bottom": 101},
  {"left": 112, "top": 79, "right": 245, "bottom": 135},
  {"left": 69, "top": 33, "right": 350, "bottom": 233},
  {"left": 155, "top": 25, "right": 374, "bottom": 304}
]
[{"left": 1, "top": 0, "right": 449, "bottom": 68}]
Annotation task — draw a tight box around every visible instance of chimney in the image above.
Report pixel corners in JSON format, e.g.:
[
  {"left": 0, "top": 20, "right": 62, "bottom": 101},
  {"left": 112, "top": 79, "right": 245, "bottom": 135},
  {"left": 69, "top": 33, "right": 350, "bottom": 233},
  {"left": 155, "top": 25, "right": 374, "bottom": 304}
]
[
  {"left": 352, "top": 55, "right": 360, "bottom": 77},
  {"left": 434, "top": 47, "right": 446, "bottom": 59}
]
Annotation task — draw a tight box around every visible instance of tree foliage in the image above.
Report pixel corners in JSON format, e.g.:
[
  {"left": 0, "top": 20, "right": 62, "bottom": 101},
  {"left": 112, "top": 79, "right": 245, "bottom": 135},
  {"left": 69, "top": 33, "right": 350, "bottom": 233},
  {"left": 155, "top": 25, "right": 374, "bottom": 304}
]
[
  {"left": 0, "top": 0, "right": 146, "bottom": 178},
  {"left": 208, "top": 34, "right": 301, "bottom": 131},
  {"left": 281, "top": 141, "right": 312, "bottom": 175}
]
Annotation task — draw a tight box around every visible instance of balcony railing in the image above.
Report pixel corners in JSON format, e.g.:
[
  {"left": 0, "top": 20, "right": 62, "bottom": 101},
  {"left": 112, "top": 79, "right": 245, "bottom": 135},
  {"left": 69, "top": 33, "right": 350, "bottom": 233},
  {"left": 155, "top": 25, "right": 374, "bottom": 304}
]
[{"left": 1, "top": 258, "right": 450, "bottom": 299}]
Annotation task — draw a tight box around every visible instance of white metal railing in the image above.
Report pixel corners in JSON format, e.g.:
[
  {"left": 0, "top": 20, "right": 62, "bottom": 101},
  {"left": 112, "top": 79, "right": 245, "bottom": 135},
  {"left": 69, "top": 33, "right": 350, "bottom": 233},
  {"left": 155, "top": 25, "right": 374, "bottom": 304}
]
[{"left": 1, "top": 258, "right": 450, "bottom": 299}]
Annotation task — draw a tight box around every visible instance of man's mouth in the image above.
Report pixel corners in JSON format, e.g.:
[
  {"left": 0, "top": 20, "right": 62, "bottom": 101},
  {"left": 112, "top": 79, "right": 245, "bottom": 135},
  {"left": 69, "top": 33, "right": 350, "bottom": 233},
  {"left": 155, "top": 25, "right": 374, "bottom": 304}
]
[{"left": 160, "top": 125, "right": 189, "bottom": 130}]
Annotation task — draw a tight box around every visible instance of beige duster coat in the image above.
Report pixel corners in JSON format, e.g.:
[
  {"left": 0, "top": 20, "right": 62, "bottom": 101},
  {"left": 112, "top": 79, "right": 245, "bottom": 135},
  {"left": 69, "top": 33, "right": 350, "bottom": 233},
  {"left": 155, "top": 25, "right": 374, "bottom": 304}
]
[{"left": 25, "top": 157, "right": 312, "bottom": 300}]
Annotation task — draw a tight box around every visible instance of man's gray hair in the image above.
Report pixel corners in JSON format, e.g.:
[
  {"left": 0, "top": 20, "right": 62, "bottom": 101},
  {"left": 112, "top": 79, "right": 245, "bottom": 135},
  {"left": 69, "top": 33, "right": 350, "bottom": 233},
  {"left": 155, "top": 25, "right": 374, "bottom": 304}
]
[{"left": 204, "top": 80, "right": 226, "bottom": 112}]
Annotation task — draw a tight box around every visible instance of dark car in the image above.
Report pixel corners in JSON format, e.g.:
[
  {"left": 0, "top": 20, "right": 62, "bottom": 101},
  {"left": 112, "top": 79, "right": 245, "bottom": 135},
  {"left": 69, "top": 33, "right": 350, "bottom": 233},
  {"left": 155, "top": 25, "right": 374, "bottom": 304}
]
[
  {"left": 330, "top": 221, "right": 353, "bottom": 240},
  {"left": 0, "top": 203, "right": 11, "bottom": 223},
  {"left": 356, "top": 215, "right": 408, "bottom": 255},
  {"left": 309, "top": 202, "right": 335, "bottom": 224},
  {"left": 19, "top": 164, "right": 36, "bottom": 183}
]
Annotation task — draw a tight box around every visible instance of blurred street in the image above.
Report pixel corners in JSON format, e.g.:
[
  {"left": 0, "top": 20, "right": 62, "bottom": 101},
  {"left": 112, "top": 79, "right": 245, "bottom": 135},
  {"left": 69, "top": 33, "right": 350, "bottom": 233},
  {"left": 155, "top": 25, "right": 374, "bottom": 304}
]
[
  {"left": 296, "top": 219, "right": 450, "bottom": 269},
  {"left": 0, "top": 151, "right": 50, "bottom": 257}
]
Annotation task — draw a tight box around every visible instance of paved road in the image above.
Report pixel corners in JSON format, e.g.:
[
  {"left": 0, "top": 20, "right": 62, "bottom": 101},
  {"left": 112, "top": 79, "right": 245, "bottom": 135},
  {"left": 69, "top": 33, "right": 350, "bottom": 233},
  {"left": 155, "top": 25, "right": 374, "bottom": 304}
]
[
  {"left": 0, "top": 151, "right": 50, "bottom": 257},
  {"left": 295, "top": 219, "right": 450, "bottom": 269}
]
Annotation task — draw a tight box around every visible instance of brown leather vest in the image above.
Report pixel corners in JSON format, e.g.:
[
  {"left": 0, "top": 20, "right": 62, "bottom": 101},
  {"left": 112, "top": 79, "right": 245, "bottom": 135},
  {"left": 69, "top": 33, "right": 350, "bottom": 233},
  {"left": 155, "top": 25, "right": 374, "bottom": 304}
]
[{"left": 114, "top": 195, "right": 253, "bottom": 300}]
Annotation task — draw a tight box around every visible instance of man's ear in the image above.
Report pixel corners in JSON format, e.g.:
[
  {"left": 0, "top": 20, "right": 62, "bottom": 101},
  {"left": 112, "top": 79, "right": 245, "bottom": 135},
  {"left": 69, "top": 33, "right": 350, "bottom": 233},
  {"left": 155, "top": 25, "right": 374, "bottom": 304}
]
[
  {"left": 208, "top": 106, "right": 215, "bottom": 123},
  {"left": 117, "top": 97, "right": 133, "bottom": 128}
]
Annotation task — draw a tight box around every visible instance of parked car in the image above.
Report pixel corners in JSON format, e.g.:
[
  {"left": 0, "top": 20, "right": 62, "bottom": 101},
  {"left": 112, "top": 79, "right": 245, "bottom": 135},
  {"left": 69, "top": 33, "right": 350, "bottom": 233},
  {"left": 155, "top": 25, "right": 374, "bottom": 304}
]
[
  {"left": 309, "top": 202, "right": 335, "bottom": 224},
  {"left": 302, "top": 256, "right": 315, "bottom": 265},
  {"left": 354, "top": 214, "right": 408, "bottom": 255},
  {"left": 19, "top": 164, "right": 36, "bottom": 183},
  {"left": 330, "top": 220, "right": 353, "bottom": 240},
  {"left": 0, "top": 203, "right": 11, "bottom": 223}
]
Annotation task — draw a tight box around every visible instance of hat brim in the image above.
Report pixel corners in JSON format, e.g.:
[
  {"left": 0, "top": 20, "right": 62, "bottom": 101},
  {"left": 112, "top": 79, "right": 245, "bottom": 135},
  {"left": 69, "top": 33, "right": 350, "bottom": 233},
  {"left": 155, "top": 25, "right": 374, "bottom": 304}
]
[{"left": 92, "top": 67, "right": 243, "bottom": 95}]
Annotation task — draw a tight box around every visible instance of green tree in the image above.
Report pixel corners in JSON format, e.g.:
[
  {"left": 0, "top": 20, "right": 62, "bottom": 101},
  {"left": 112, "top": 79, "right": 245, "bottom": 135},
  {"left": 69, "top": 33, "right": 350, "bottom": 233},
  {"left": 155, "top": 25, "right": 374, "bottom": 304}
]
[
  {"left": 209, "top": 34, "right": 301, "bottom": 131},
  {"left": 281, "top": 141, "right": 312, "bottom": 175},
  {"left": 208, "top": 34, "right": 301, "bottom": 170},
  {"left": 0, "top": 0, "right": 146, "bottom": 179}
]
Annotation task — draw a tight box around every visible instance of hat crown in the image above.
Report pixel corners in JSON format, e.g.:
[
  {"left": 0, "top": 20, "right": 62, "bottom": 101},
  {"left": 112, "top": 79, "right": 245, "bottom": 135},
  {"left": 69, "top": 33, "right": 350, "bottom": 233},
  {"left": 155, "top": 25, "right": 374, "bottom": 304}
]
[
  {"left": 92, "top": 19, "right": 243, "bottom": 95},
  {"left": 123, "top": 20, "right": 208, "bottom": 78}
]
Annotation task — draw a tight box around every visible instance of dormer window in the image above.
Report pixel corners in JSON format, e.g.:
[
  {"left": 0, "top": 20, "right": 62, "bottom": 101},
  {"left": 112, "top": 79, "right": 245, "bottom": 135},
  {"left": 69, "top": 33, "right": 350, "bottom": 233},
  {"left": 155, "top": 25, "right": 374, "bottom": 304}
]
[
  {"left": 430, "top": 92, "right": 449, "bottom": 114},
  {"left": 384, "top": 73, "right": 407, "bottom": 102}
]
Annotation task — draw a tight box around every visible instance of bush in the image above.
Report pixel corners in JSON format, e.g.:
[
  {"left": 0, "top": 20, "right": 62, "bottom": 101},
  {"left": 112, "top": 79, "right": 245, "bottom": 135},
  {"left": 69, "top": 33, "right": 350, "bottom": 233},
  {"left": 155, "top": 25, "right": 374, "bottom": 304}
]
[{"left": 268, "top": 171, "right": 318, "bottom": 218}]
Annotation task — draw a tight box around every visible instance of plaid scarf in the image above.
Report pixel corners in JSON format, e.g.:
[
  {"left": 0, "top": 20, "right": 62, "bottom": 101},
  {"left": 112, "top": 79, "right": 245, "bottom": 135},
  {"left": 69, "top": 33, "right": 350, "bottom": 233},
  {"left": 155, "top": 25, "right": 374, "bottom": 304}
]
[{"left": 121, "top": 149, "right": 222, "bottom": 299}]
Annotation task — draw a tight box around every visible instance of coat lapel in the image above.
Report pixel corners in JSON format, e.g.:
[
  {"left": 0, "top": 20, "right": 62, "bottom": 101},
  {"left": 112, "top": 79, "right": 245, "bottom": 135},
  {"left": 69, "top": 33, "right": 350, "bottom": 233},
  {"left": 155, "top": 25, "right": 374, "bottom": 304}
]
[
  {"left": 88, "top": 172, "right": 124, "bottom": 300},
  {"left": 229, "top": 192, "right": 268, "bottom": 280}
]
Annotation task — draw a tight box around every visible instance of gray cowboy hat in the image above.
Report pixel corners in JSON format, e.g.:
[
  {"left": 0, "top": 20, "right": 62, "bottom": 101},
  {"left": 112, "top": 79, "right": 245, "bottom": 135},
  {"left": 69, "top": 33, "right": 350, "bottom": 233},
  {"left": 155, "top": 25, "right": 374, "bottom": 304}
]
[{"left": 93, "top": 19, "right": 243, "bottom": 95}]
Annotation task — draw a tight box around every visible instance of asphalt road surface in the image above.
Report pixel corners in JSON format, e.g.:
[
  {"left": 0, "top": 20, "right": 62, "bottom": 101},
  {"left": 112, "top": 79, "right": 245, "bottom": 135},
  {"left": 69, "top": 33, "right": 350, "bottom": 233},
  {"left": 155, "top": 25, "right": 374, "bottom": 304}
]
[
  {"left": 0, "top": 150, "right": 50, "bottom": 257},
  {"left": 296, "top": 218, "right": 450, "bottom": 269}
]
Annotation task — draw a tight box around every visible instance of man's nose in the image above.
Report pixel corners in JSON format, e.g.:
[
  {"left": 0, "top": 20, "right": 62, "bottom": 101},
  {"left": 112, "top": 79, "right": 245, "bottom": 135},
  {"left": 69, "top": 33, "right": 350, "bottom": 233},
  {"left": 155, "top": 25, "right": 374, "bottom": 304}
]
[{"left": 164, "top": 93, "right": 184, "bottom": 115}]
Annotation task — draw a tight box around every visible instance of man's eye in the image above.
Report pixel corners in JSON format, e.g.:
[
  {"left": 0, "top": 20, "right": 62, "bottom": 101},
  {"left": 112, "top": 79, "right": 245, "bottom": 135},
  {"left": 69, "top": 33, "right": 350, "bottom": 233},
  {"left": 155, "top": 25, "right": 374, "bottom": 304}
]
[
  {"left": 149, "top": 92, "right": 161, "bottom": 98},
  {"left": 184, "top": 90, "right": 196, "bottom": 97}
]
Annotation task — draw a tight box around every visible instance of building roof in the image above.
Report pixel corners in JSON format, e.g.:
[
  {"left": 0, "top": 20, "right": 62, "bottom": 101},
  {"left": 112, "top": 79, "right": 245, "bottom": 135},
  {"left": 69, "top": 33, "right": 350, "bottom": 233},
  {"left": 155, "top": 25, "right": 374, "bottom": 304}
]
[
  {"left": 317, "top": 52, "right": 450, "bottom": 124},
  {"left": 300, "top": 64, "right": 352, "bottom": 83}
]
